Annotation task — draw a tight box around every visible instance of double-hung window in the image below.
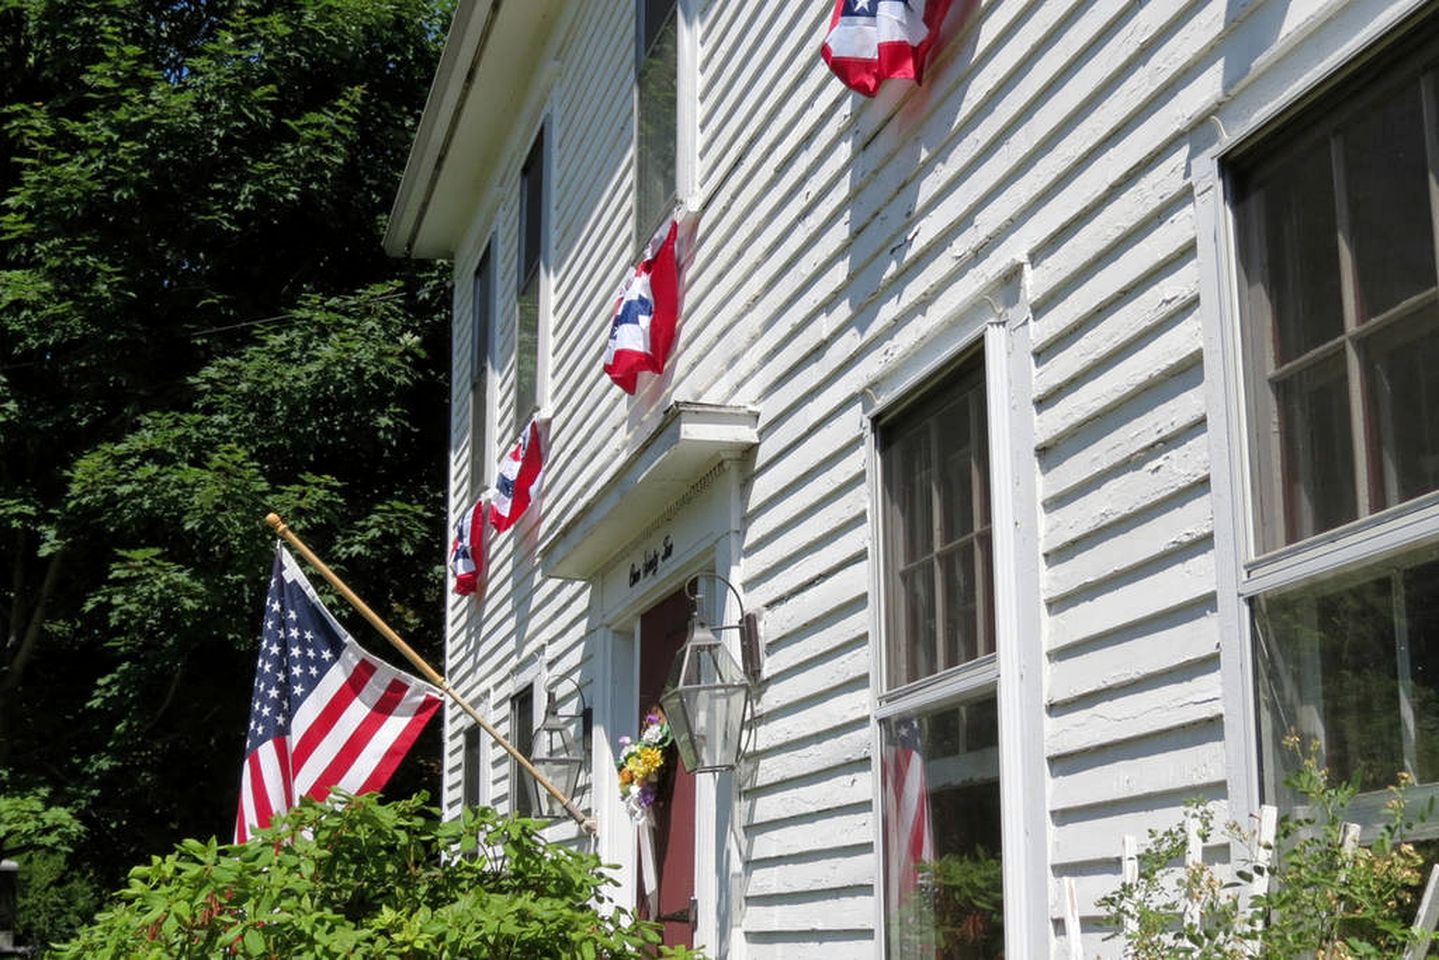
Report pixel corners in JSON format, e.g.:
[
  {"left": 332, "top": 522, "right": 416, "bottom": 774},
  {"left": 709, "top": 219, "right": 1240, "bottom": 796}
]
[
  {"left": 636, "top": 0, "right": 677, "bottom": 242},
  {"left": 1229, "top": 22, "right": 1439, "bottom": 811},
  {"left": 875, "top": 350, "right": 1003, "bottom": 959},
  {"left": 516, "top": 131, "right": 545, "bottom": 434}
]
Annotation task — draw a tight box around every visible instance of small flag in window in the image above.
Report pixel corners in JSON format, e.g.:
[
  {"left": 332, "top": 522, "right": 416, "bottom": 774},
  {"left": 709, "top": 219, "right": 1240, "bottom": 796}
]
[
  {"left": 449, "top": 497, "right": 489, "bottom": 597},
  {"left": 821, "top": 0, "right": 955, "bottom": 98},
  {"left": 603, "top": 217, "right": 680, "bottom": 394},
  {"left": 235, "top": 547, "right": 441, "bottom": 842},
  {"left": 490, "top": 417, "right": 545, "bottom": 533}
]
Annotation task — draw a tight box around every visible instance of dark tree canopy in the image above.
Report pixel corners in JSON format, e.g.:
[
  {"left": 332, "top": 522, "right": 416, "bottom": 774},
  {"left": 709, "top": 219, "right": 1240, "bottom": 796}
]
[{"left": 0, "top": 0, "right": 453, "bottom": 936}]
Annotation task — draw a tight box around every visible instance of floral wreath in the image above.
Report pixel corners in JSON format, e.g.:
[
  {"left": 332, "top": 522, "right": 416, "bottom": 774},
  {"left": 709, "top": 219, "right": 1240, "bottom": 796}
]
[{"left": 616, "top": 708, "right": 672, "bottom": 818}]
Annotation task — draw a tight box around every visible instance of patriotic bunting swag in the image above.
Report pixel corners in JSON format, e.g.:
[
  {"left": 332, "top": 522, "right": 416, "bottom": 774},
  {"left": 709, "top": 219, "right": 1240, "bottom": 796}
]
[
  {"left": 603, "top": 217, "right": 680, "bottom": 394},
  {"left": 449, "top": 497, "right": 490, "bottom": 598},
  {"left": 235, "top": 547, "right": 441, "bottom": 842},
  {"left": 821, "top": 0, "right": 955, "bottom": 98},
  {"left": 490, "top": 417, "right": 546, "bottom": 533}
]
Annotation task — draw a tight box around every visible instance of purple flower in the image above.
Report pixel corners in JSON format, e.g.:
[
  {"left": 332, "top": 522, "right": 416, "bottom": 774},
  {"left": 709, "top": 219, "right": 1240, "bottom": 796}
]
[
  {"left": 637, "top": 784, "right": 656, "bottom": 807},
  {"left": 618, "top": 736, "right": 631, "bottom": 747},
  {"left": 644, "top": 713, "right": 660, "bottom": 726}
]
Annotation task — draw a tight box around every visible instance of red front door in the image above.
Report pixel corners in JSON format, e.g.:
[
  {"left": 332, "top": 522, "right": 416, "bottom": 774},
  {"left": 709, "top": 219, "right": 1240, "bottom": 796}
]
[{"left": 638, "top": 588, "right": 696, "bottom": 950}]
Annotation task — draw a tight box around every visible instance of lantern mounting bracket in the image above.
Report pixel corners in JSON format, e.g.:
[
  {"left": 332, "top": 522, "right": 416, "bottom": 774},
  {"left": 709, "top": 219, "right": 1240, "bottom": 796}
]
[{"left": 684, "top": 573, "right": 763, "bottom": 685}]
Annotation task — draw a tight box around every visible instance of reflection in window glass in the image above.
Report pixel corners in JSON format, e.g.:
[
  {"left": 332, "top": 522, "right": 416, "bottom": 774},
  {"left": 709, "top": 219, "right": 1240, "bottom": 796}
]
[
  {"left": 1365, "top": 308, "right": 1439, "bottom": 509},
  {"left": 516, "top": 132, "right": 544, "bottom": 431},
  {"left": 509, "top": 685, "right": 535, "bottom": 817},
  {"left": 881, "top": 699, "right": 1003, "bottom": 959},
  {"left": 1256, "top": 546, "right": 1439, "bottom": 800},
  {"left": 636, "top": 0, "right": 677, "bottom": 241},
  {"left": 1342, "top": 84, "right": 1434, "bottom": 322}
]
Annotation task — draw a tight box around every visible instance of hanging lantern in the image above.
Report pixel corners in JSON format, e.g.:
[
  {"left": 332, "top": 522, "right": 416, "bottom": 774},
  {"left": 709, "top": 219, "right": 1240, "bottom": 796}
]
[
  {"left": 530, "top": 687, "right": 590, "bottom": 819},
  {"left": 660, "top": 614, "right": 753, "bottom": 774}
]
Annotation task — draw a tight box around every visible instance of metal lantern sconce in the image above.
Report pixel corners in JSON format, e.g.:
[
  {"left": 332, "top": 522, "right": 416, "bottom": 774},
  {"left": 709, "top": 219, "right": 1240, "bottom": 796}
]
[
  {"left": 660, "top": 574, "right": 762, "bottom": 774},
  {"left": 531, "top": 679, "right": 591, "bottom": 819}
]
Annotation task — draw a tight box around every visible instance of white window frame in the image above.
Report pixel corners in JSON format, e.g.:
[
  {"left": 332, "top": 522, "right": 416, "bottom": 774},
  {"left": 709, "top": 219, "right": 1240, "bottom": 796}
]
[
  {"left": 863, "top": 264, "right": 1046, "bottom": 959},
  {"left": 1194, "top": 0, "right": 1439, "bottom": 821}
]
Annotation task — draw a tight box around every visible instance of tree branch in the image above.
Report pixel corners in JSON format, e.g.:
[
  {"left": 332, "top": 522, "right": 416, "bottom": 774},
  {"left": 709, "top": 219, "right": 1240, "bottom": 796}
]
[{"left": 1, "top": 548, "right": 63, "bottom": 696}]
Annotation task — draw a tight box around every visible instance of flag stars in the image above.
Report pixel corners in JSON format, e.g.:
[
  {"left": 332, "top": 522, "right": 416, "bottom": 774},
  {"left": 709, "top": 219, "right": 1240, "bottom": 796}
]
[
  {"left": 320, "top": 649, "right": 333, "bottom": 661},
  {"left": 287, "top": 609, "right": 298, "bottom": 622},
  {"left": 291, "top": 664, "right": 303, "bottom": 677},
  {"left": 269, "top": 643, "right": 280, "bottom": 656},
  {"left": 270, "top": 599, "right": 281, "bottom": 613},
  {"left": 308, "top": 665, "right": 319, "bottom": 677}
]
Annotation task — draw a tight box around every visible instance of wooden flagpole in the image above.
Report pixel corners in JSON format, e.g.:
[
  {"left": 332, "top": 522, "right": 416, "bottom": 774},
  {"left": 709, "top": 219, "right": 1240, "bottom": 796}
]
[{"left": 265, "top": 512, "right": 597, "bottom": 836}]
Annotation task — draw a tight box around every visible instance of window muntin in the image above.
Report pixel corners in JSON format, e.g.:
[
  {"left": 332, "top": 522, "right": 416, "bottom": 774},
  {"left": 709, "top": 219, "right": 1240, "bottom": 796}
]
[
  {"left": 1256, "top": 542, "right": 1439, "bottom": 802},
  {"left": 880, "top": 697, "right": 1003, "bottom": 959},
  {"left": 470, "top": 247, "right": 493, "bottom": 497},
  {"left": 509, "top": 684, "right": 535, "bottom": 817},
  {"left": 1233, "top": 49, "right": 1439, "bottom": 554},
  {"left": 880, "top": 357, "right": 993, "bottom": 690},
  {"left": 636, "top": 0, "right": 677, "bottom": 242},
  {"left": 516, "top": 132, "right": 544, "bottom": 432}
]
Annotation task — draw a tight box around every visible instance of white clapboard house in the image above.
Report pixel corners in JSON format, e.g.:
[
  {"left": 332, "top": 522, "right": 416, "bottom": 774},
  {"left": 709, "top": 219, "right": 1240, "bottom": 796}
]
[{"left": 384, "top": 0, "right": 1439, "bottom": 955}]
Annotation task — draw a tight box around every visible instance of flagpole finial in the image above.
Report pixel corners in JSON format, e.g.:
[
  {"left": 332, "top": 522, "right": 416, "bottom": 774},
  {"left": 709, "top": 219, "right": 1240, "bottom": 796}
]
[{"left": 266, "top": 512, "right": 287, "bottom": 534}]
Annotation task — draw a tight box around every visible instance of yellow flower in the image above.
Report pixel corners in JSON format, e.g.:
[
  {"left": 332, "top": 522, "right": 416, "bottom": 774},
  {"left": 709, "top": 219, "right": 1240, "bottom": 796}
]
[{"left": 640, "top": 747, "right": 663, "bottom": 771}]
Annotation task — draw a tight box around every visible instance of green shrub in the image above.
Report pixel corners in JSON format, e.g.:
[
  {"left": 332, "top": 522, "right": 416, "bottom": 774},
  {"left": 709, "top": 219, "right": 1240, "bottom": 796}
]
[
  {"left": 1100, "top": 742, "right": 1433, "bottom": 959},
  {"left": 52, "top": 792, "right": 698, "bottom": 959}
]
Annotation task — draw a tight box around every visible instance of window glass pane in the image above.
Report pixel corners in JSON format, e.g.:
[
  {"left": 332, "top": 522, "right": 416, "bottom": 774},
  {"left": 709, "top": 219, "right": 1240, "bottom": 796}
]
[
  {"left": 1364, "top": 306, "right": 1439, "bottom": 508},
  {"left": 937, "top": 395, "right": 978, "bottom": 545},
  {"left": 1342, "top": 82, "right": 1435, "bottom": 322},
  {"left": 1241, "top": 146, "right": 1344, "bottom": 365},
  {"left": 510, "top": 685, "right": 535, "bottom": 817},
  {"left": 636, "top": 0, "right": 677, "bottom": 239},
  {"left": 516, "top": 131, "right": 543, "bottom": 431},
  {"left": 519, "top": 134, "right": 544, "bottom": 286},
  {"left": 462, "top": 725, "right": 482, "bottom": 809},
  {"left": 881, "top": 699, "right": 1003, "bottom": 960},
  {"left": 892, "top": 429, "right": 933, "bottom": 564},
  {"left": 1256, "top": 546, "right": 1439, "bottom": 805},
  {"left": 894, "top": 565, "right": 936, "bottom": 684},
  {"left": 470, "top": 249, "right": 492, "bottom": 496},
  {"left": 882, "top": 358, "right": 992, "bottom": 689},
  {"left": 516, "top": 271, "right": 539, "bottom": 428},
  {"left": 1276, "top": 354, "right": 1357, "bottom": 543}
]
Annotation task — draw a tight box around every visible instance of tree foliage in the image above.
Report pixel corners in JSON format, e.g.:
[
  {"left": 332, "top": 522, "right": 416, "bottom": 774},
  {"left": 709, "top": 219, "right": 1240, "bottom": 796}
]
[
  {"left": 0, "top": 0, "right": 452, "bottom": 901},
  {"left": 53, "top": 793, "right": 699, "bottom": 960}
]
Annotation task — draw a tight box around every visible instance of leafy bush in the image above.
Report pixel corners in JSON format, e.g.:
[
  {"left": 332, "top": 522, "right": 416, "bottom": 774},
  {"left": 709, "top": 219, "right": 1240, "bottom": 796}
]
[
  {"left": 1100, "top": 742, "right": 1433, "bottom": 959},
  {"left": 53, "top": 793, "right": 699, "bottom": 959},
  {"left": 0, "top": 787, "right": 104, "bottom": 952}
]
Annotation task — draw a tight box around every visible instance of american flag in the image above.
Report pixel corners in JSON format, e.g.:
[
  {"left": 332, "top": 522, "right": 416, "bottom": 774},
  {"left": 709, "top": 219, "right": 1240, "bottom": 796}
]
[
  {"left": 603, "top": 217, "right": 679, "bottom": 394},
  {"left": 821, "top": 0, "right": 956, "bottom": 98},
  {"left": 489, "top": 417, "right": 545, "bottom": 533},
  {"left": 884, "top": 715, "right": 935, "bottom": 908},
  {"left": 234, "top": 547, "right": 442, "bottom": 842},
  {"left": 449, "top": 497, "right": 489, "bottom": 597}
]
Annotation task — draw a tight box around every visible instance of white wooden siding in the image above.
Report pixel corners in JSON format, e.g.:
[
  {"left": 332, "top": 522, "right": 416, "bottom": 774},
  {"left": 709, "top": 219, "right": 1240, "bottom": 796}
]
[{"left": 430, "top": 0, "right": 1429, "bottom": 955}]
